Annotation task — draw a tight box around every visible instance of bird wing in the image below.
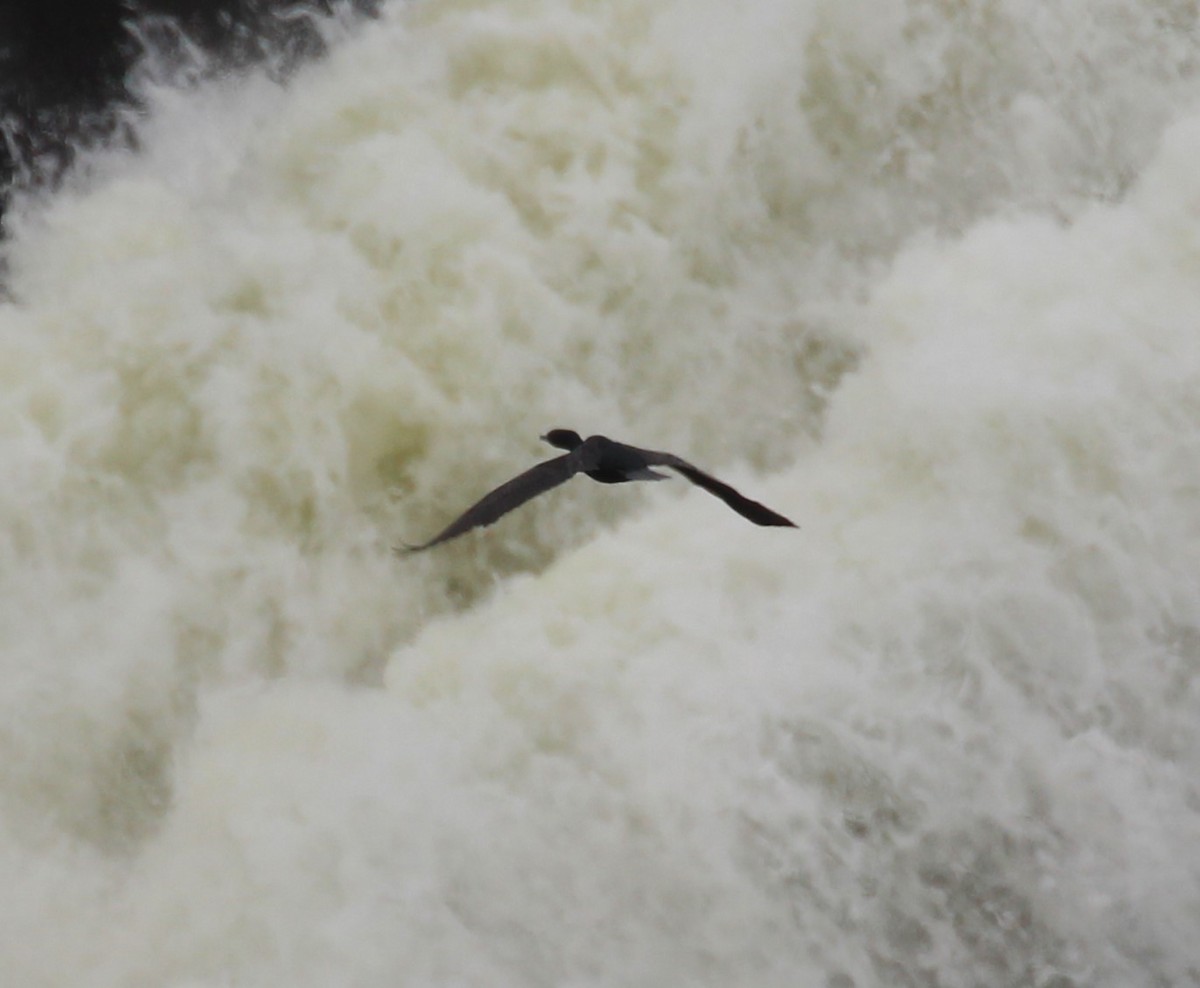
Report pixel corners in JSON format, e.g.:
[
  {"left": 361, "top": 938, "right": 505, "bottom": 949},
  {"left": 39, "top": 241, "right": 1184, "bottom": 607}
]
[
  {"left": 639, "top": 449, "right": 798, "bottom": 528},
  {"left": 401, "top": 454, "right": 579, "bottom": 551}
]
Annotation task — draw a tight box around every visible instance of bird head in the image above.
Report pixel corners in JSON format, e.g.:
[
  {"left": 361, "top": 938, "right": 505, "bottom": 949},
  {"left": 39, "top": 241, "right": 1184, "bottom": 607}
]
[{"left": 540, "top": 429, "right": 584, "bottom": 450}]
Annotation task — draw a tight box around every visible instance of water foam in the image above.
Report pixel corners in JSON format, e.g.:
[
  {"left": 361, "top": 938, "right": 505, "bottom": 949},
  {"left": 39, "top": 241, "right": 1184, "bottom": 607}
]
[{"left": 1, "top": 0, "right": 1199, "bottom": 984}]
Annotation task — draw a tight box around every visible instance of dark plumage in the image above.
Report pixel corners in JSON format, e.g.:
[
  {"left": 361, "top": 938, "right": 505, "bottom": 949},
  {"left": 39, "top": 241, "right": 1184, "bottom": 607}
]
[{"left": 400, "top": 429, "right": 797, "bottom": 551}]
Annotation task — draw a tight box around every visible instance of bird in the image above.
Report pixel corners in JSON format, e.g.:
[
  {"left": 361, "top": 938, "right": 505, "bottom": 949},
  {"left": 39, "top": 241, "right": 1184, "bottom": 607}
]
[{"left": 400, "top": 429, "right": 797, "bottom": 551}]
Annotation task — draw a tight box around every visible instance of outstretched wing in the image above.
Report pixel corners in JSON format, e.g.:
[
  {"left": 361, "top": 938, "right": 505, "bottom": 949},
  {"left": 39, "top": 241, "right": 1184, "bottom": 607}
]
[
  {"left": 641, "top": 450, "right": 798, "bottom": 528},
  {"left": 401, "top": 455, "right": 579, "bottom": 551}
]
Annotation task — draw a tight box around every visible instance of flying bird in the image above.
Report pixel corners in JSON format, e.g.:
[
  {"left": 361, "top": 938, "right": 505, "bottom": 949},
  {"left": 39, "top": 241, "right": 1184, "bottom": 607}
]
[{"left": 400, "top": 429, "right": 797, "bottom": 551}]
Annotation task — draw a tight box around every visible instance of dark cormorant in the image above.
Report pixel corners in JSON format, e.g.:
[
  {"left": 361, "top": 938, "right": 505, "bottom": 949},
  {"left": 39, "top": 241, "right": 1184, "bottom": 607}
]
[{"left": 401, "top": 429, "right": 797, "bottom": 551}]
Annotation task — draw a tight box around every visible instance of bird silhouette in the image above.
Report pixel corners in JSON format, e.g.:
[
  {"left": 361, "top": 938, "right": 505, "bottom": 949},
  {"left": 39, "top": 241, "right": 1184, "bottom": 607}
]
[{"left": 400, "top": 429, "right": 797, "bottom": 551}]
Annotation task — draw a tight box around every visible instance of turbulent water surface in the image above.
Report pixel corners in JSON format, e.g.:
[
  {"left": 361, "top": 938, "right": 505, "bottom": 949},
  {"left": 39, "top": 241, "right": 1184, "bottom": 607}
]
[{"left": 2, "top": 1, "right": 1200, "bottom": 985}]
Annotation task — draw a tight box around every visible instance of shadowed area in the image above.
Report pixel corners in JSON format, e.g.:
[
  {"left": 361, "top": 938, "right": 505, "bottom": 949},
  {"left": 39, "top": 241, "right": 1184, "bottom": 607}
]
[{"left": 0, "top": 0, "right": 379, "bottom": 225}]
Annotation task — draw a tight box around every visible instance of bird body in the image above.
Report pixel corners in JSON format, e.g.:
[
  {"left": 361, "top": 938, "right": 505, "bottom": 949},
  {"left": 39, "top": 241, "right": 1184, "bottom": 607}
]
[
  {"left": 402, "top": 429, "right": 796, "bottom": 551},
  {"left": 565, "top": 432, "right": 671, "bottom": 484}
]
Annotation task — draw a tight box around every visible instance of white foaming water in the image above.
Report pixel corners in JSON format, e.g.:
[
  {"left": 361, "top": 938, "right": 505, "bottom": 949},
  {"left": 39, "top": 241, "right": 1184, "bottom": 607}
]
[{"left": 2, "top": 1, "right": 1200, "bottom": 984}]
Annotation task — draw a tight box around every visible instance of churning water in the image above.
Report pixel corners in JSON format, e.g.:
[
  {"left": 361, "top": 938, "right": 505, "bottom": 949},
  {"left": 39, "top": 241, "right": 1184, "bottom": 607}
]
[{"left": 1, "top": 1, "right": 1199, "bottom": 984}]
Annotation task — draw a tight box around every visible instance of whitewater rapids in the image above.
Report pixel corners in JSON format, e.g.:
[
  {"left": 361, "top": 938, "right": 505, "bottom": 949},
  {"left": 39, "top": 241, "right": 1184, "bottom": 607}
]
[{"left": 0, "top": 1, "right": 1198, "bottom": 984}]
